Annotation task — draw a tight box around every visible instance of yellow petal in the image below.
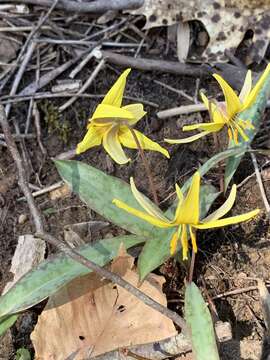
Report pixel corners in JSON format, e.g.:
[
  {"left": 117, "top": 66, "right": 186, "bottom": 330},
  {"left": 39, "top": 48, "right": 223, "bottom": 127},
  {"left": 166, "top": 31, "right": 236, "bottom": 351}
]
[
  {"left": 239, "top": 70, "right": 252, "bottom": 104},
  {"left": 130, "top": 177, "right": 168, "bottom": 221},
  {"left": 213, "top": 74, "right": 242, "bottom": 118},
  {"left": 92, "top": 104, "right": 135, "bottom": 121},
  {"left": 103, "top": 125, "right": 130, "bottom": 164},
  {"left": 170, "top": 231, "right": 179, "bottom": 255},
  {"left": 183, "top": 122, "right": 224, "bottom": 132},
  {"left": 200, "top": 92, "right": 210, "bottom": 110},
  {"left": 164, "top": 131, "right": 210, "bottom": 144},
  {"left": 173, "top": 184, "right": 184, "bottom": 223},
  {"left": 194, "top": 209, "right": 260, "bottom": 229},
  {"left": 176, "top": 172, "right": 200, "bottom": 225},
  {"left": 119, "top": 128, "right": 170, "bottom": 158},
  {"left": 181, "top": 224, "right": 188, "bottom": 260},
  {"left": 122, "top": 104, "right": 146, "bottom": 125},
  {"left": 76, "top": 125, "right": 106, "bottom": 154},
  {"left": 112, "top": 199, "right": 173, "bottom": 228},
  {"left": 189, "top": 226, "right": 198, "bottom": 253},
  {"left": 242, "top": 64, "right": 270, "bottom": 111},
  {"left": 203, "top": 184, "right": 237, "bottom": 222},
  {"left": 102, "top": 68, "right": 131, "bottom": 107}
]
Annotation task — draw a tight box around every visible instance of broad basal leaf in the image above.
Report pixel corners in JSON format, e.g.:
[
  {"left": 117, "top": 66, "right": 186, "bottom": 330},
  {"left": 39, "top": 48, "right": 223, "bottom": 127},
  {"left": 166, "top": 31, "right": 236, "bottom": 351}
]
[
  {"left": 185, "top": 282, "right": 220, "bottom": 360},
  {"left": 55, "top": 160, "right": 154, "bottom": 237}
]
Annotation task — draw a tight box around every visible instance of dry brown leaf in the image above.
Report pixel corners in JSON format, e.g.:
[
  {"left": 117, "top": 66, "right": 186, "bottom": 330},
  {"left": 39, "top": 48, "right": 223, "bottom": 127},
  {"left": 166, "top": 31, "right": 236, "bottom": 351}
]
[
  {"left": 3, "top": 235, "right": 45, "bottom": 294},
  {"left": 176, "top": 21, "right": 190, "bottom": 62},
  {"left": 31, "top": 246, "right": 177, "bottom": 359},
  {"left": 128, "top": 0, "right": 270, "bottom": 62},
  {"left": 49, "top": 183, "right": 71, "bottom": 200}
]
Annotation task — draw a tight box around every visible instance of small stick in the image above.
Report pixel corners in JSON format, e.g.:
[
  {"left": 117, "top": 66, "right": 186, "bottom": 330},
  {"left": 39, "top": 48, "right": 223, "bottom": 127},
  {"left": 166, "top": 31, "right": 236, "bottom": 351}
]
[
  {"left": 33, "top": 102, "right": 47, "bottom": 155},
  {"left": 59, "top": 59, "right": 105, "bottom": 112},
  {"left": 250, "top": 151, "right": 270, "bottom": 213},
  {"left": 128, "top": 126, "right": 159, "bottom": 206},
  {"left": 102, "top": 50, "right": 205, "bottom": 78},
  {"left": 0, "top": 105, "right": 44, "bottom": 232},
  {"left": 157, "top": 103, "right": 207, "bottom": 119},
  {"left": 154, "top": 80, "right": 194, "bottom": 102},
  {"left": 17, "top": 181, "right": 64, "bottom": 201},
  {"left": 212, "top": 285, "right": 258, "bottom": 300}
]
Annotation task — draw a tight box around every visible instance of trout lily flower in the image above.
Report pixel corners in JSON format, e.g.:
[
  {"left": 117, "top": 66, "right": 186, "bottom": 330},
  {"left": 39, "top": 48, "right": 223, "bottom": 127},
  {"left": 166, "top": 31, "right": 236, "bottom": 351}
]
[
  {"left": 113, "top": 172, "right": 259, "bottom": 260},
  {"left": 77, "top": 68, "right": 169, "bottom": 164},
  {"left": 165, "top": 64, "right": 270, "bottom": 145}
]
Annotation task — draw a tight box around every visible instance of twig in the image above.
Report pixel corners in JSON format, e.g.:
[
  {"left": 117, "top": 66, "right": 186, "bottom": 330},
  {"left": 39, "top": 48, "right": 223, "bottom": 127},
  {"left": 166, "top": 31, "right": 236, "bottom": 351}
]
[
  {"left": 37, "top": 231, "right": 187, "bottom": 333},
  {"left": 33, "top": 102, "right": 47, "bottom": 155},
  {"left": 237, "top": 160, "right": 270, "bottom": 189},
  {"left": 128, "top": 126, "right": 159, "bottom": 206},
  {"left": 19, "top": 45, "right": 99, "bottom": 96},
  {"left": 212, "top": 286, "right": 258, "bottom": 300},
  {"left": 17, "top": 181, "right": 64, "bottom": 201},
  {"left": 0, "top": 92, "right": 159, "bottom": 108},
  {"left": 250, "top": 151, "right": 270, "bottom": 213},
  {"left": 157, "top": 103, "right": 207, "bottom": 119},
  {"left": 102, "top": 50, "right": 206, "bottom": 78},
  {"left": 7, "top": 0, "right": 144, "bottom": 12},
  {"left": 154, "top": 80, "right": 194, "bottom": 102},
  {"left": 0, "top": 104, "right": 187, "bottom": 334},
  {"left": 59, "top": 59, "right": 105, "bottom": 112},
  {"left": 0, "top": 105, "right": 44, "bottom": 232},
  {"left": 5, "top": 41, "right": 37, "bottom": 118}
]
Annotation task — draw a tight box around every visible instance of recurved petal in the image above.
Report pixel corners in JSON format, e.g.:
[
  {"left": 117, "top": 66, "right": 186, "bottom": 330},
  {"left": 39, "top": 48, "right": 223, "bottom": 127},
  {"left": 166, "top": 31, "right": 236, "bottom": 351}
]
[
  {"left": 112, "top": 199, "right": 173, "bottom": 228},
  {"left": 103, "top": 125, "right": 130, "bottom": 164},
  {"left": 164, "top": 131, "right": 210, "bottom": 144},
  {"left": 119, "top": 128, "right": 170, "bottom": 158},
  {"left": 200, "top": 92, "right": 210, "bottom": 110},
  {"left": 176, "top": 172, "right": 200, "bottom": 225},
  {"left": 213, "top": 74, "right": 242, "bottom": 118},
  {"left": 194, "top": 209, "right": 260, "bottom": 229},
  {"left": 101, "top": 68, "right": 131, "bottom": 107},
  {"left": 203, "top": 184, "right": 237, "bottom": 222},
  {"left": 239, "top": 70, "right": 252, "bottom": 104},
  {"left": 183, "top": 122, "right": 224, "bottom": 132},
  {"left": 122, "top": 104, "right": 146, "bottom": 125},
  {"left": 92, "top": 104, "right": 135, "bottom": 121},
  {"left": 241, "top": 64, "right": 270, "bottom": 111},
  {"left": 130, "top": 177, "right": 169, "bottom": 221},
  {"left": 76, "top": 125, "right": 106, "bottom": 154},
  {"left": 173, "top": 184, "right": 184, "bottom": 223},
  {"left": 170, "top": 231, "right": 179, "bottom": 255}
]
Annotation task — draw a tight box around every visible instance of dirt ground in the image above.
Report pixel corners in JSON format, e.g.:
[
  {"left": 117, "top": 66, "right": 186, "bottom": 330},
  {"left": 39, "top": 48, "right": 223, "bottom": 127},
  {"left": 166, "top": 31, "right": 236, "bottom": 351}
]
[{"left": 0, "top": 10, "right": 270, "bottom": 360}]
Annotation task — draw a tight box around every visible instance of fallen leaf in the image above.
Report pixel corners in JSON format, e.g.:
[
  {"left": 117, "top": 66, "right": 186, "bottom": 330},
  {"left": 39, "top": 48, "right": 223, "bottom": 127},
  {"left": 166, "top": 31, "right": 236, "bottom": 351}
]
[
  {"left": 128, "top": 0, "right": 270, "bottom": 62},
  {"left": 31, "top": 246, "right": 177, "bottom": 359},
  {"left": 49, "top": 183, "right": 71, "bottom": 200},
  {"left": 3, "top": 235, "right": 45, "bottom": 294}
]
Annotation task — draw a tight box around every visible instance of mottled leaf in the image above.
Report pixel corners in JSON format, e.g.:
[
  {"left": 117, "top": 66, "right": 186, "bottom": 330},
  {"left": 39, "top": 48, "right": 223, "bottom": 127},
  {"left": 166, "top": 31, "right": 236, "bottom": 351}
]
[{"left": 185, "top": 282, "right": 220, "bottom": 360}]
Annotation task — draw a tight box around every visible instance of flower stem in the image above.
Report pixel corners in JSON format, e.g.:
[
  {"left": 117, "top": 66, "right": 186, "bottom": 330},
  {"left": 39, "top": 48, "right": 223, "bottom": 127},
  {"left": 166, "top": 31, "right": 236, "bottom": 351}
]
[
  {"left": 188, "top": 250, "right": 196, "bottom": 283},
  {"left": 128, "top": 126, "right": 159, "bottom": 206}
]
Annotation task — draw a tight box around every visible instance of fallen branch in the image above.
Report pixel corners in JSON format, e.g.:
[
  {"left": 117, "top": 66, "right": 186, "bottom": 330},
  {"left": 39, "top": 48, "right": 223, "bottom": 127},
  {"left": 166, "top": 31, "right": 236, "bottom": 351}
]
[
  {"left": 102, "top": 50, "right": 206, "bottom": 78},
  {"left": 7, "top": 0, "right": 144, "bottom": 12}
]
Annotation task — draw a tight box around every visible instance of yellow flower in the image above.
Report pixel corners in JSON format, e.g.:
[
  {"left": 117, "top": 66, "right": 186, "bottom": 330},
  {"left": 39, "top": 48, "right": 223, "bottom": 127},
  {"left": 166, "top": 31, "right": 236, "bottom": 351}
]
[
  {"left": 77, "top": 68, "right": 169, "bottom": 164},
  {"left": 165, "top": 64, "right": 270, "bottom": 145},
  {"left": 113, "top": 172, "right": 259, "bottom": 260}
]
